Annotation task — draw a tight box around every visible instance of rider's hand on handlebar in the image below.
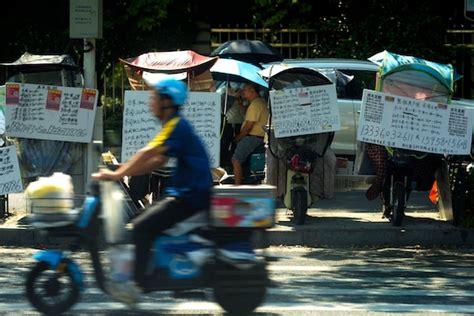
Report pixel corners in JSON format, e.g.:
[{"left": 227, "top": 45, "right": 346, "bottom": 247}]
[{"left": 91, "top": 169, "right": 123, "bottom": 181}]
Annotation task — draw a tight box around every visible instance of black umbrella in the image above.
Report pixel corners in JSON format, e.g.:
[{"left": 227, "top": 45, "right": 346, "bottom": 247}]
[{"left": 210, "top": 40, "right": 284, "bottom": 65}]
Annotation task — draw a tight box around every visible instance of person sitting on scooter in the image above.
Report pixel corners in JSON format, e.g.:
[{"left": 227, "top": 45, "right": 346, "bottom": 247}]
[
  {"left": 231, "top": 83, "right": 269, "bottom": 185},
  {"left": 92, "top": 78, "right": 212, "bottom": 290}
]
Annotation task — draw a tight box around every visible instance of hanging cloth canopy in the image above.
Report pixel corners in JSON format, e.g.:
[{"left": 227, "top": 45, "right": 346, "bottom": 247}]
[
  {"left": 368, "top": 50, "right": 456, "bottom": 94},
  {"left": 259, "top": 64, "right": 333, "bottom": 90},
  {"left": 119, "top": 50, "right": 218, "bottom": 91},
  {"left": 119, "top": 50, "right": 217, "bottom": 75},
  {"left": 0, "top": 52, "right": 79, "bottom": 68}
]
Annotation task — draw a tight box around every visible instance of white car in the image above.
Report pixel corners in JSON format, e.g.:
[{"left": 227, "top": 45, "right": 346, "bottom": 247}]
[{"left": 267, "top": 58, "right": 379, "bottom": 158}]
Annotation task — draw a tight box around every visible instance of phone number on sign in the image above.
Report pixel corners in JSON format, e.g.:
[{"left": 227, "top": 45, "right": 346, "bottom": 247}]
[{"left": 360, "top": 125, "right": 468, "bottom": 150}]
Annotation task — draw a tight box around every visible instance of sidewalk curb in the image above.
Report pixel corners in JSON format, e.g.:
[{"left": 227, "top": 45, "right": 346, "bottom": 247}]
[
  {"left": 1, "top": 225, "right": 472, "bottom": 248},
  {"left": 261, "top": 226, "right": 474, "bottom": 247},
  {"left": 3, "top": 190, "right": 473, "bottom": 248},
  {"left": 0, "top": 227, "right": 47, "bottom": 247}
]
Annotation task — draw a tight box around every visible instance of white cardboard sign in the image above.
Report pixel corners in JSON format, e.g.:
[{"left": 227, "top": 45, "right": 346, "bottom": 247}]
[
  {"left": 0, "top": 145, "right": 23, "bottom": 195},
  {"left": 357, "top": 89, "right": 473, "bottom": 155},
  {"left": 269, "top": 84, "right": 341, "bottom": 138},
  {"left": 4, "top": 83, "right": 98, "bottom": 143},
  {"left": 121, "top": 91, "right": 221, "bottom": 167}
]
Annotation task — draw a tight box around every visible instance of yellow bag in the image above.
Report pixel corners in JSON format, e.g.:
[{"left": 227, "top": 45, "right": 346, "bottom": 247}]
[{"left": 25, "top": 173, "right": 74, "bottom": 214}]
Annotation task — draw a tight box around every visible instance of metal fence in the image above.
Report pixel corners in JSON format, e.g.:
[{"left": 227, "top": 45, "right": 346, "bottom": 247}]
[
  {"left": 100, "top": 63, "right": 130, "bottom": 149},
  {"left": 211, "top": 26, "right": 317, "bottom": 59},
  {"left": 445, "top": 29, "right": 474, "bottom": 99}
]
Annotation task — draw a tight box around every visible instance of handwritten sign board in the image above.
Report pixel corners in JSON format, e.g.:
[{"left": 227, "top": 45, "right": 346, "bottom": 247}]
[
  {"left": 0, "top": 146, "right": 23, "bottom": 195},
  {"left": 3, "top": 83, "right": 98, "bottom": 143},
  {"left": 0, "top": 85, "right": 5, "bottom": 144},
  {"left": 269, "top": 84, "right": 341, "bottom": 138},
  {"left": 121, "top": 91, "right": 221, "bottom": 167},
  {"left": 357, "top": 89, "right": 474, "bottom": 155}
]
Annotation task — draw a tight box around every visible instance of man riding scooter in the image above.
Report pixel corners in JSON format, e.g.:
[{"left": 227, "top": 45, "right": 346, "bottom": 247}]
[{"left": 93, "top": 78, "right": 213, "bottom": 300}]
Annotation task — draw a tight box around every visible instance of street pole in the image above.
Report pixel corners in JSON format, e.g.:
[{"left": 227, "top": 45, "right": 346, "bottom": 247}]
[
  {"left": 83, "top": 38, "right": 103, "bottom": 193},
  {"left": 70, "top": 0, "right": 103, "bottom": 193},
  {"left": 83, "top": 39, "right": 96, "bottom": 88}
]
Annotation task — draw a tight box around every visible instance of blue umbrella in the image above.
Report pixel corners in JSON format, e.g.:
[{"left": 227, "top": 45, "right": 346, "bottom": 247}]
[
  {"left": 210, "top": 58, "right": 268, "bottom": 89},
  {"left": 211, "top": 58, "right": 269, "bottom": 116}
]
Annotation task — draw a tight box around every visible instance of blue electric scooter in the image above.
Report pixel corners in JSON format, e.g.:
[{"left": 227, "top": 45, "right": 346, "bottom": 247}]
[{"left": 25, "top": 177, "right": 272, "bottom": 315}]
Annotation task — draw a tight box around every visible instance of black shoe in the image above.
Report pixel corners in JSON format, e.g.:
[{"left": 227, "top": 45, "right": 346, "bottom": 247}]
[{"left": 382, "top": 205, "right": 392, "bottom": 219}]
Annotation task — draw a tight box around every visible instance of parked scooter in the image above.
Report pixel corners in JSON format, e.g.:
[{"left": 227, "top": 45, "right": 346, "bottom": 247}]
[
  {"left": 381, "top": 148, "right": 443, "bottom": 226},
  {"left": 279, "top": 134, "right": 332, "bottom": 225},
  {"left": 263, "top": 67, "right": 335, "bottom": 224},
  {"left": 25, "top": 164, "right": 275, "bottom": 314},
  {"left": 369, "top": 51, "right": 455, "bottom": 226}
]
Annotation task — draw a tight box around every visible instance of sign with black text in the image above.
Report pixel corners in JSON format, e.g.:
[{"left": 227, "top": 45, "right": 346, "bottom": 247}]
[
  {"left": 0, "top": 85, "right": 5, "bottom": 146},
  {"left": 4, "top": 83, "right": 98, "bottom": 143},
  {"left": 0, "top": 146, "right": 23, "bottom": 195},
  {"left": 357, "top": 89, "right": 473, "bottom": 155},
  {"left": 269, "top": 84, "right": 341, "bottom": 138},
  {"left": 121, "top": 91, "right": 221, "bottom": 167},
  {"left": 69, "top": 0, "right": 103, "bottom": 39}
]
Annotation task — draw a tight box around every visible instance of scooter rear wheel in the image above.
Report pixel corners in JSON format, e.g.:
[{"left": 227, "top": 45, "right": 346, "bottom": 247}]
[
  {"left": 213, "top": 259, "right": 268, "bottom": 314},
  {"left": 26, "top": 261, "right": 80, "bottom": 315}
]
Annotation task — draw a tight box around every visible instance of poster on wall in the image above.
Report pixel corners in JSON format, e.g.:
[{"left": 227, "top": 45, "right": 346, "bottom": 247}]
[
  {"left": 3, "top": 83, "right": 98, "bottom": 143},
  {"left": 0, "top": 146, "right": 23, "bottom": 195},
  {"left": 357, "top": 89, "right": 474, "bottom": 155},
  {"left": 121, "top": 91, "right": 221, "bottom": 167},
  {"left": 269, "top": 84, "right": 341, "bottom": 138}
]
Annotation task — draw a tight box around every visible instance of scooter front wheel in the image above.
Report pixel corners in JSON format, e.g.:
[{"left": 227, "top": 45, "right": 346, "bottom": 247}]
[
  {"left": 392, "top": 182, "right": 406, "bottom": 226},
  {"left": 26, "top": 261, "right": 80, "bottom": 315},
  {"left": 292, "top": 188, "right": 308, "bottom": 225},
  {"left": 213, "top": 259, "right": 268, "bottom": 314}
]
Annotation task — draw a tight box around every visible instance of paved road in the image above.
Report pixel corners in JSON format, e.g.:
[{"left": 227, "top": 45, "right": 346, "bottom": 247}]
[{"left": 0, "top": 246, "right": 473, "bottom": 315}]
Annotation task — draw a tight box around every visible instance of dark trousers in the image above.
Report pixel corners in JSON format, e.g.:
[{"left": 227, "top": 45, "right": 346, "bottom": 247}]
[
  {"left": 220, "top": 123, "right": 242, "bottom": 169},
  {"left": 132, "top": 197, "right": 201, "bottom": 286}
]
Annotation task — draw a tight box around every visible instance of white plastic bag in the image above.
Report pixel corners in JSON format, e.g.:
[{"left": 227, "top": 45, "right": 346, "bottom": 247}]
[
  {"left": 109, "top": 244, "right": 135, "bottom": 282},
  {"left": 100, "top": 181, "right": 129, "bottom": 244},
  {"left": 25, "top": 172, "right": 74, "bottom": 213}
]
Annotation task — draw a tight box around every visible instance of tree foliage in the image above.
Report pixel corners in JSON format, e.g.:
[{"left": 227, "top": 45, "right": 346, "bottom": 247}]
[
  {"left": 252, "top": 0, "right": 314, "bottom": 28},
  {"left": 1, "top": 0, "right": 466, "bottom": 78},
  {"left": 2, "top": 0, "right": 198, "bottom": 77},
  {"left": 251, "top": 0, "right": 456, "bottom": 63}
]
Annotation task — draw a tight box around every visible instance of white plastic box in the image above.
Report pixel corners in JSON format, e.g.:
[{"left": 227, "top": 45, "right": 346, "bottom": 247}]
[{"left": 210, "top": 185, "right": 277, "bottom": 228}]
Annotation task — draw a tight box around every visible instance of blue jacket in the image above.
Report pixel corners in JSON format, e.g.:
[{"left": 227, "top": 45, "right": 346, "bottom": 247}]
[{"left": 147, "top": 113, "right": 212, "bottom": 209}]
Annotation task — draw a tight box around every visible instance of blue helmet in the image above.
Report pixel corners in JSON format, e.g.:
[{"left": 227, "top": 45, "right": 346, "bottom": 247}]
[{"left": 154, "top": 78, "right": 188, "bottom": 106}]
